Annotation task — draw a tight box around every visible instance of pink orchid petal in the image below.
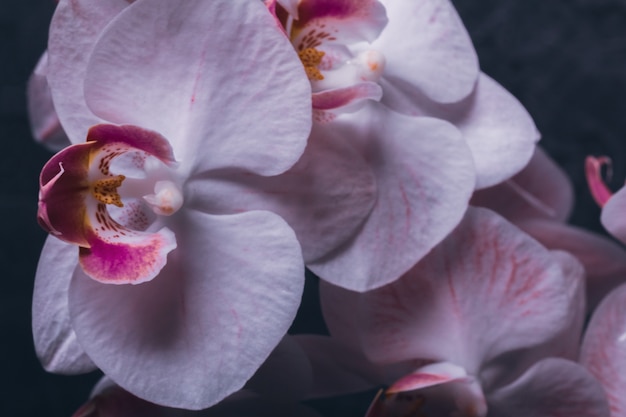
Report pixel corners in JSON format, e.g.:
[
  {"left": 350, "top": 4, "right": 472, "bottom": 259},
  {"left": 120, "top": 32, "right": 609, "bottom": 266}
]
[
  {"left": 46, "top": 0, "right": 129, "bottom": 143},
  {"left": 293, "top": 335, "right": 389, "bottom": 398},
  {"left": 27, "top": 52, "right": 70, "bottom": 151},
  {"left": 32, "top": 236, "right": 95, "bottom": 374},
  {"left": 323, "top": 208, "right": 585, "bottom": 374},
  {"left": 310, "top": 106, "right": 475, "bottom": 291},
  {"left": 186, "top": 126, "right": 376, "bottom": 263},
  {"left": 581, "top": 284, "right": 626, "bottom": 417},
  {"left": 84, "top": 0, "right": 311, "bottom": 177},
  {"left": 518, "top": 219, "right": 626, "bottom": 311},
  {"left": 471, "top": 147, "right": 574, "bottom": 223},
  {"left": 68, "top": 210, "right": 304, "bottom": 409},
  {"left": 586, "top": 156, "right": 614, "bottom": 207},
  {"left": 488, "top": 358, "right": 610, "bottom": 417},
  {"left": 374, "top": 0, "right": 479, "bottom": 104},
  {"left": 291, "top": 0, "right": 388, "bottom": 47},
  {"left": 602, "top": 185, "right": 626, "bottom": 244}
]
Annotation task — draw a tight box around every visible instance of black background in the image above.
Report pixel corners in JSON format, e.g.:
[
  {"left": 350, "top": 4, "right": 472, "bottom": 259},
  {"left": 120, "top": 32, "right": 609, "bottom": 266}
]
[{"left": 1, "top": 0, "right": 623, "bottom": 415}]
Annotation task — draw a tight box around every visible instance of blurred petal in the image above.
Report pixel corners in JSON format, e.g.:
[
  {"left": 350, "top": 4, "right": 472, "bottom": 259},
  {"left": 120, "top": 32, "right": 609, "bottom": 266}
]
[
  {"left": 69, "top": 210, "right": 304, "bottom": 409},
  {"left": 187, "top": 127, "right": 377, "bottom": 263},
  {"left": 27, "top": 52, "right": 70, "bottom": 151},
  {"left": 245, "top": 336, "right": 313, "bottom": 401},
  {"left": 294, "top": 335, "right": 387, "bottom": 398},
  {"left": 488, "top": 358, "right": 610, "bottom": 417},
  {"left": 46, "top": 0, "right": 129, "bottom": 143},
  {"left": 518, "top": 219, "right": 626, "bottom": 311},
  {"left": 32, "top": 236, "right": 95, "bottom": 374},
  {"left": 602, "top": 186, "right": 626, "bottom": 244},
  {"left": 310, "top": 106, "right": 475, "bottom": 291},
  {"left": 85, "top": 0, "right": 311, "bottom": 177},
  {"left": 581, "top": 284, "right": 626, "bottom": 417},
  {"left": 375, "top": 0, "right": 478, "bottom": 104},
  {"left": 323, "top": 208, "right": 584, "bottom": 374},
  {"left": 472, "top": 147, "right": 573, "bottom": 223}
]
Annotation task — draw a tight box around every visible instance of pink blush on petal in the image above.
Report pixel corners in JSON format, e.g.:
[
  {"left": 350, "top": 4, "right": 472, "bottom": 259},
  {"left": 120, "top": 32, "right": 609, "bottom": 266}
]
[{"left": 79, "top": 228, "right": 176, "bottom": 285}]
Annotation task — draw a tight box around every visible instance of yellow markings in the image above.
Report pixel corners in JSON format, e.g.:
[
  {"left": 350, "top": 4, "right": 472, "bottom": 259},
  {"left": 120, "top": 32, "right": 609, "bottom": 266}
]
[
  {"left": 298, "top": 47, "right": 325, "bottom": 81},
  {"left": 92, "top": 175, "right": 126, "bottom": 207}
]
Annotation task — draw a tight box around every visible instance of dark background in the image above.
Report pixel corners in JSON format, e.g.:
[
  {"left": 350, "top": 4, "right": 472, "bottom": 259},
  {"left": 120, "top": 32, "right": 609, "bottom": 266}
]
[{"left": 1, "top": 0, "right": 624, "bottom": 415}]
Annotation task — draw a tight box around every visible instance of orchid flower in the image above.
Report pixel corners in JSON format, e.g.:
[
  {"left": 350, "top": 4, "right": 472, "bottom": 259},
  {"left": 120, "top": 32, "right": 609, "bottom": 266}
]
[
  {"left": 473, "top": 149, "right": 626, "bottom": 310},
  {"left": 299, "top": 208, "right": 608, "bottom": 415},
  {"left": 33, "top": 0, "right": 312, "bottom": 409},
  {"left": 580, "top": 283, "right": 626, "bottom": 417},
  {"left": 268, "top": 0, "right": 539, "bottom": 189}
]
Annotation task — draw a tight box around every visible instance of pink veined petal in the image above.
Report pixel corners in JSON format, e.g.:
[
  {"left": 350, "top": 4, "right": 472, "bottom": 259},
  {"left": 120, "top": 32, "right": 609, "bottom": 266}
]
[
  {"left": 581, "top": 284, "right": 626, "bottom": 417},
  {"left": 322, "top": 207, "right": 585, "bottom": 374},
  {"left": 290, "top": 0, "right": 388, "bottom": 47},
  {"left": 471, "top": 147, "right": 574, "bottom": 223},
  {"left": 586, "top": 156, "right": 614, "bottom": 207},
  {"left": 374, "top": 0, "right": 478, "bottom": 104},
  {"left": 32, "top": 236, "right": 96, "bottom": 374},
  {"left": 601, "top": 185, "right": 626, "bottom": 244},
  {"left": 310, "top": 105, "right": 475, "bottom": 291},
  {"left": 518, "top": 219, "right": 626, "bottom": 311},
  {"left": 68, "top": 210, "right": 304, "bottom": 409},
  {"left": 46, "top": 0, "right": 130, "bottom": 143},
  {"left": 84, "top": 0, "right": 311, "bottom": 177},
  {"left": 488, "top": 358, "right": 610, "bottom": 417},
  {"left": 186, "top": 125, "right": 377, "bottom": 263},
  {"left": 27, "top": 51, "right": 70, "bottom": 151}
]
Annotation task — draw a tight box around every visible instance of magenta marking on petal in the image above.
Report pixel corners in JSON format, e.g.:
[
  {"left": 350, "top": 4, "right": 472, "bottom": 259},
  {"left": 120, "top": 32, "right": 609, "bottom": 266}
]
[
  {"left": 585, "top": 156, "right": 614, "bottom": 207},
  {"left": 312, "top": 82, "right": 382, "bottom": 111},
  {"left": 387, "top": 373, "right": 452, "bottom": 394},
  {"left": 79, "top": 227, "right": 176, "bottom": 284},
  {"left": 87, "top": 124, "right": 176, "bottom": 165},
  {"left": 299, "top": 0, "right": 376, "bottom": 25}
]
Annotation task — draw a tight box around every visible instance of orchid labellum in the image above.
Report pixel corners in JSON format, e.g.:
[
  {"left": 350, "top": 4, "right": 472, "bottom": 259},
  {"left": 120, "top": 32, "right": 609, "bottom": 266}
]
[{"left": 32, "top": 0, "right": 312, "bottom": 410}]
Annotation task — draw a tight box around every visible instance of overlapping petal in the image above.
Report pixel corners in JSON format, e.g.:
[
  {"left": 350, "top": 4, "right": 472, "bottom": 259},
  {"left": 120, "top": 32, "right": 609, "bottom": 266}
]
[
  {"left": 46, "top": 0, "right": 129, "bottom": 142},
  {"left": 186, "top": 129, "right": 377, "bottom": 263},
  {"left": 322, "top": 208, "right": 584, "bottom": 373},
  {"left": 27, "top": 52, "right": 70, "bottom": 151},
  {"left": 68, "top": 210, "right": 304, "bottom": 409},
  {"left": 581, "top": 284, "right": 626, "bottom": 417},
  {"left": 310, "top": 105, "right": 475, "bottom": 291},
  {"left": 383, "top": 74, "right": 539, "bottom": 188},
  {"left": 84, "top": 0, "right": 311, "bottom": 177},
  {"left": 488, "top": 358, "right": 609, "bottom": 417},
  {"left": 373, "top": 0, "right": 479, "bottom": 104},
  {"left": 601, "top": 186, "right": 626, "bottom": 244}
]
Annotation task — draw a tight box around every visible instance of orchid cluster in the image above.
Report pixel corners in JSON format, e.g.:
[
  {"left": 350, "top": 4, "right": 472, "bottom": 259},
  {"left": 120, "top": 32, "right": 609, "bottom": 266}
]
[{"left": 26, "top": 0, "right": 626, "bottom": 416}]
